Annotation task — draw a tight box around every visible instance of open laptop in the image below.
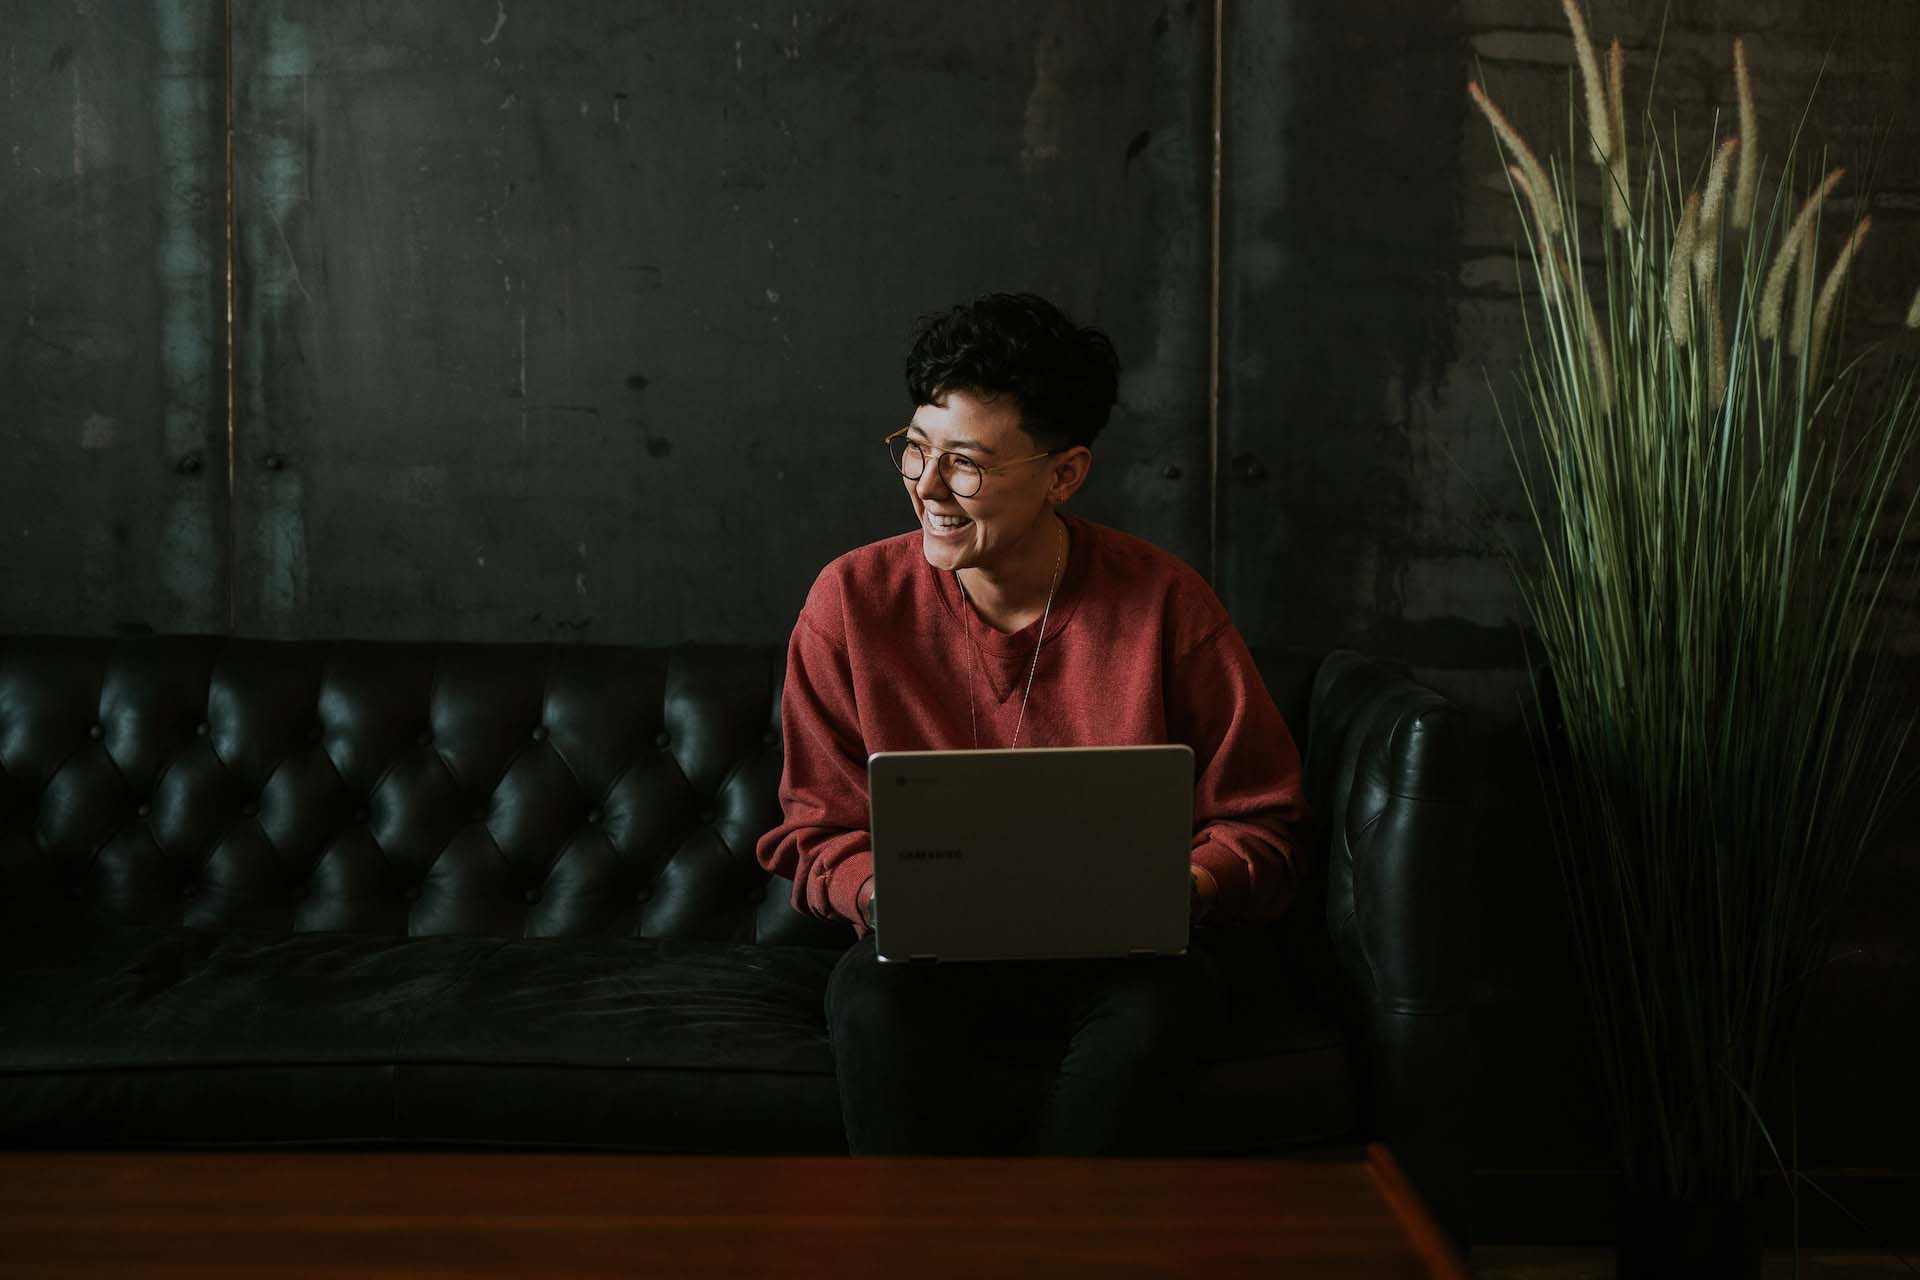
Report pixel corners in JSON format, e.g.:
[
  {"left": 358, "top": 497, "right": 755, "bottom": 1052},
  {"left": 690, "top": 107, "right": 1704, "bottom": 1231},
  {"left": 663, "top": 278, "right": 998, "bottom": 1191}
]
[{"left": 866, "top": 744, "right": 1194, "bottom": 963}]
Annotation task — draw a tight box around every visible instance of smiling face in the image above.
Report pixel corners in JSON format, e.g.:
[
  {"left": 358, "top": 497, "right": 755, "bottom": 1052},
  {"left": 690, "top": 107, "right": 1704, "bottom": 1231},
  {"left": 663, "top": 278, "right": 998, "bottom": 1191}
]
[{"left": 905, "top": 389, "right": 1081, "bottom": 580}]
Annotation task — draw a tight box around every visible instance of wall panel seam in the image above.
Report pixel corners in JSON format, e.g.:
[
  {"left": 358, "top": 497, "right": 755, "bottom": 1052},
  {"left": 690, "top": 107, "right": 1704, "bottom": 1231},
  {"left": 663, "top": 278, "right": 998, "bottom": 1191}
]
[
  {"left": 224, "top": 0, "right": 237, "bottom": 635},
  {"left": 1208, "top": 0, "right": 1224, "bottom": 587}
]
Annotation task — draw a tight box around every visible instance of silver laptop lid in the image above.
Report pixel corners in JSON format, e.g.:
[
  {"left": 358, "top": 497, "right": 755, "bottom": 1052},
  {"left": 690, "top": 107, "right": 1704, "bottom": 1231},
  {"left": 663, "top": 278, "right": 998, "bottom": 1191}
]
[{"left": 867, "top": 744, "right": 1193, "bottom": 963}]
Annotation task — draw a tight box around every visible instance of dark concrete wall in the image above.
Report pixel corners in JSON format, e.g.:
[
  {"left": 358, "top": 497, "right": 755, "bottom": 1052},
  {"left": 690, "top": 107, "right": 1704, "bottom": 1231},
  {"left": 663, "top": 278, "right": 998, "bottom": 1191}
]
[
  {"left": 10, "top": 1, "right": 1916, "bottom": 665},
  {"left": 225, "top": 0, "right": 1213, "bottom": 642},
  {"left": 0, "top": 0, "right": 228, "bottom": 635}
]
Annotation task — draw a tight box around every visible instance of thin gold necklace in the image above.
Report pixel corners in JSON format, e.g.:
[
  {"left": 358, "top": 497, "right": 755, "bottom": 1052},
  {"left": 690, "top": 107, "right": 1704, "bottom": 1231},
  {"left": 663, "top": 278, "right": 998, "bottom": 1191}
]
[{"left": 956, "top": 521, "right": 1065, "bottom": 750}]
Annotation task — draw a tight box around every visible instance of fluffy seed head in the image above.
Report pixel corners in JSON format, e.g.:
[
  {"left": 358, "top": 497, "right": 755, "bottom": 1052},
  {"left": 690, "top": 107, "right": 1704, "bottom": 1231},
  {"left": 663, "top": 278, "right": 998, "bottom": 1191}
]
[
  {"left": 1707, "top": 280, "right": 1728, "bottom": 406},
  {"left": 1470, "top": 80, "right": 1563, "bottom": 235},
  {"left": 1694, "top": 138, "right": 1740, "bottom": 283},
  {"left": 1669, "top": 193, "right": 1701, "bottom": 348},
  {"left": 1607, "top": 39, "right": 1630, "bottom": 230},
  {"left": 1562, "top": 0, "right": 1611, "bottom": 166},
  {"left": 1759, "top": 167, "right": 1845, "bottom": 341},
  {"left": 1732, "top": 40, "right": 1760, "bottom": 230},
  {"left": 1788, "top": 231, "right": 1817, "bottom": 357},
  {"left": 1508, "top": 164, "right": 1548, "bottom": 235},
  {"left": 1808, "top": 217, "right": 1871, "bottom": 372},
  {"left": 1697, "top": 249, "right": 1728, "bottom": 407}
]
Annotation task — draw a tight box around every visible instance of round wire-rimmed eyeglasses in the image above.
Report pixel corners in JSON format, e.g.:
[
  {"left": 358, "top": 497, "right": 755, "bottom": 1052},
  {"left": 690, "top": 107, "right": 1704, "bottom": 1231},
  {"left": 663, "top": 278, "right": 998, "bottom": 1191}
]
[{"left": 883, "top": 427, "right": 1058, "bottom": 499}]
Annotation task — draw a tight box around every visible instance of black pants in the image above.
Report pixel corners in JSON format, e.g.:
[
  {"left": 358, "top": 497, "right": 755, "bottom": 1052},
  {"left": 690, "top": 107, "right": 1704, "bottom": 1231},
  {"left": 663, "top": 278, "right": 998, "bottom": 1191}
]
[{"left": 826, "top": 929, "right": 1252, "bottom": 1156}]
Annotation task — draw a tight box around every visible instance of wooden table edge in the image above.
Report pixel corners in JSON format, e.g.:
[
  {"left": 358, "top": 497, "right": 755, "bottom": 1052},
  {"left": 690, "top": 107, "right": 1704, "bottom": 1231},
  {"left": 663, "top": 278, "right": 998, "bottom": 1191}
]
[{"left": 1365, "top": 1142, "right": 1470, "bottom": 1279}]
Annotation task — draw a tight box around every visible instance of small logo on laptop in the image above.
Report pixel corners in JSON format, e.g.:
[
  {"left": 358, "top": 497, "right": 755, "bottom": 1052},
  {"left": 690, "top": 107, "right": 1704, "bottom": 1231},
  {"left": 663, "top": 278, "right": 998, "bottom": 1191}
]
[{"left": 898, "top": 848, "right": 964, "bottom": 861}]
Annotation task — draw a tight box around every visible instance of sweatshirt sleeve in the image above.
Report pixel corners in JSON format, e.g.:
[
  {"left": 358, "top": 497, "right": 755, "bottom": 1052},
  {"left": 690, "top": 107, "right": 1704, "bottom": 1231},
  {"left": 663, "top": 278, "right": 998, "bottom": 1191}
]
[
  {"left": 753, "top": 598, "right": 876, "bottom": 937},
  {"left": 1168, "top": 619, "right": 1313, "bottom": 923}
]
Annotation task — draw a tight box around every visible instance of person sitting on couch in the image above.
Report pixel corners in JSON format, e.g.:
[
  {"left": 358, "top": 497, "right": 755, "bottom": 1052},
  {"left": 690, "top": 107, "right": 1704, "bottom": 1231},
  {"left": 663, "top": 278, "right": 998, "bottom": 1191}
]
[{"left": 755, "top": 291, "right": 1311, "bottom": 1156}]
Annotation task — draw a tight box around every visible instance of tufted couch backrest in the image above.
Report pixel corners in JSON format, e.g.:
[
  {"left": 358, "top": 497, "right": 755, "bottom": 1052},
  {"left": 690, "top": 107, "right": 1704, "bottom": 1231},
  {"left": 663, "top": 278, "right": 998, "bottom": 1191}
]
[
  {"left": 0, "top": 637, "right": 849, "bottom": 947},
  {"left": 0, "top": 636, "right": 1453, "bottom": 966}
]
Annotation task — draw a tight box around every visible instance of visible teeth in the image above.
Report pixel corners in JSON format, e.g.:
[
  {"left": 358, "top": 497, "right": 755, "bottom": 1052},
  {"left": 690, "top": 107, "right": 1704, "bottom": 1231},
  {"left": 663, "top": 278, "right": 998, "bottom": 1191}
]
[{"left": 932, "top": 515, "right": 970, "bottom": 528}]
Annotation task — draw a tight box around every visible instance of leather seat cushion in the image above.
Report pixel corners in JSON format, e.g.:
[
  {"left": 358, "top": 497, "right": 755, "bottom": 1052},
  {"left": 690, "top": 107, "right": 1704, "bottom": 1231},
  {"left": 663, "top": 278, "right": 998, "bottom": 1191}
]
[{"left": 0, "top": 926, "right": 1355, "bottom": 1151}]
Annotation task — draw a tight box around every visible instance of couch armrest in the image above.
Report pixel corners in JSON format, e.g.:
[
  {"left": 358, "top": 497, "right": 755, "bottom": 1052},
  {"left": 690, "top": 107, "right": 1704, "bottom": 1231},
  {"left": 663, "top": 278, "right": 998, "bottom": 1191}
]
[{"left": 1305, "top": 649, "right": 1482, "bottom": 1251}]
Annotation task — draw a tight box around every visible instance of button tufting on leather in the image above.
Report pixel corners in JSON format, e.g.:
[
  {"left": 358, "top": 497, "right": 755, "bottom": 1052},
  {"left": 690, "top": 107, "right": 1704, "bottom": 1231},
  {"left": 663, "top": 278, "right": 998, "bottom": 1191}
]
[
  {"left": 470, "top": 806, "right": 486, "bottom": 822},
  {"left": 136, "top": 803, "right": 152, "bottom": 818},
  {"left": 523, "top": 887, "right": 540, "bottom": 904},
  {"left": 700, "top": 808, "right": 717, "bottom": 824},
  {"left": 241, "top": 802, "right": 258, "bottom": 818},
  {"left": 417, "top": 730, "right": 432, "bottom": 746},
  {"left": 89, "top": 724, "right": 102, "bottom": 740},
  {"left": 655, "top": 731, "right": 671, "bottom": 748},
  {"left": 531, "top": 726, "right": 547, "bottom": 742},
  {"left": 181, "top": 882, "right": 196, "bottom": 897},
  {"left": 587, "top": 808, "right": 603, "bottom": 824},
  {"left": 355, "top": 807, "right": 371, "bottom": 823},
  {"left": 763, "top": 729, "right": 778, "bottom": 745},
  {"left": 309, "top": 724, "right": 323, "bottom": 743},
  {"left": 404, "top": 885, "right": 421, "bottom": 902},
  {"left": 635, "top": 887, "right": 652, "bottom": 904},
  {"left": 748, "top": 885, "right": 767, "bottom": 904},
  {"left": 195, "top": 722, "right": 209, "bottom": 737}
]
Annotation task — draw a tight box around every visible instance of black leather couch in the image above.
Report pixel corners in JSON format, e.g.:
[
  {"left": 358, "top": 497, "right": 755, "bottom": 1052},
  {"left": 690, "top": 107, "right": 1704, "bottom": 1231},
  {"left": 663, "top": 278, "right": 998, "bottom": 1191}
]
[{"left": 0, "top": 636, "right": 1480, "bottom": 1244}]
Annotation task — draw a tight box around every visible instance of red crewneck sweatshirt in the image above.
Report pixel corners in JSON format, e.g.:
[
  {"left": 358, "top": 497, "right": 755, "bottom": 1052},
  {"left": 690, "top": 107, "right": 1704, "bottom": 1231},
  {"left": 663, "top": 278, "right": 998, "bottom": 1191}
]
[{"left": 754, "top": 513, "right": 1310, "bottom": 938}]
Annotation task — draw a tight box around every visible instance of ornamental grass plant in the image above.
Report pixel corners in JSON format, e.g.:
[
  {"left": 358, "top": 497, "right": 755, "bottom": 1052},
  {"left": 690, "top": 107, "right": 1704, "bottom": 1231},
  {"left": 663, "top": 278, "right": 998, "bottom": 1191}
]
[{"left": 1470, "top": 2, "right": 1920, "bottom": 1225}]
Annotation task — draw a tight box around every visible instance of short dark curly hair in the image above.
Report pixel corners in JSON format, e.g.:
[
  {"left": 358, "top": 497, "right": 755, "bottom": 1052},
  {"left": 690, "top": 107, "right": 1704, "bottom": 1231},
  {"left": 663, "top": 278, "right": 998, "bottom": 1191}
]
[{"left": 904, "top": 292, "right": 1120, "bottom": 451}]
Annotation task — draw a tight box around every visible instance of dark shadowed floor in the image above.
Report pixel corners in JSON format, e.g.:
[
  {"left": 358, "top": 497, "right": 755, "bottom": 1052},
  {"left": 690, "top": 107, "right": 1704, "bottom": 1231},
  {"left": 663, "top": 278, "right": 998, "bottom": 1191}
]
[{"left": 1472, "top": 1248, "right": 1920, "bottom": 1278}]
